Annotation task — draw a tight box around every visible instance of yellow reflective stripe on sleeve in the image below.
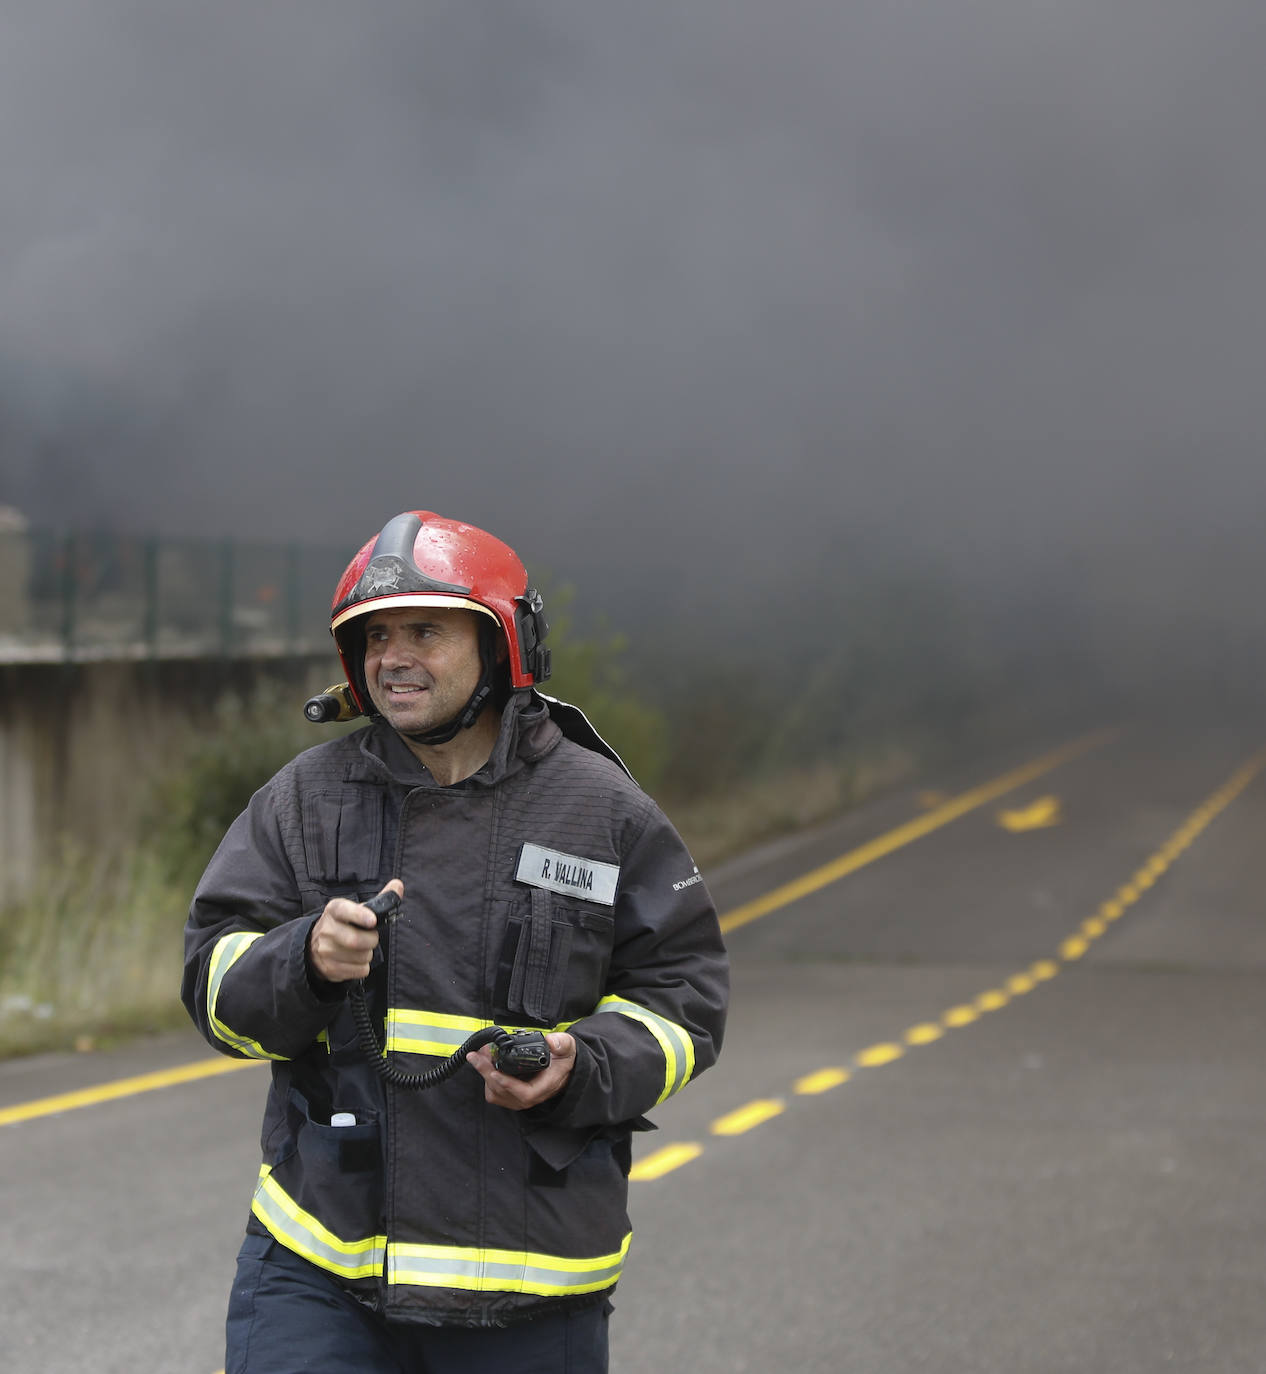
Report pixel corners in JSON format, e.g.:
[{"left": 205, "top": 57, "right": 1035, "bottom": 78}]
[
  {"left": 252, "top": 1166, "right": 386, "bottom": 1280},
  {"left": 206, "top": 932, "right": 289, "bottom": 1060},
  {"left": 388, "top": 1232, "right": 632, "bottom": 1297},
  {"left": 594, "top": 996, "right": 695, "bottom": 1104}
]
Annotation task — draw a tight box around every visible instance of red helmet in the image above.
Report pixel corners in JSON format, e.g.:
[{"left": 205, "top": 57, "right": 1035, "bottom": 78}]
[{"left": 330, "top": 511, "right": 551, "bottom": 716}]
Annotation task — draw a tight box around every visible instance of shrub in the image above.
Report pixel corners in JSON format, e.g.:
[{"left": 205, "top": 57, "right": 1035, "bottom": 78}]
[{"left": 146, "top": 680, "right": 349, "bottom": 888}]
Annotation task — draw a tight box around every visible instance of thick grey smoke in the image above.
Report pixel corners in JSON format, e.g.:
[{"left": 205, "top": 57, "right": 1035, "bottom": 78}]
[{"left": 1, "top": 0, "right": 1265, "bottom": 687}]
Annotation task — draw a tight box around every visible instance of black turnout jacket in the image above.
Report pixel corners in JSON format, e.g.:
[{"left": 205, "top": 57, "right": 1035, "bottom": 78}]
[{"left": 182, "top": 691, "right": 728, "bottom": 1326}]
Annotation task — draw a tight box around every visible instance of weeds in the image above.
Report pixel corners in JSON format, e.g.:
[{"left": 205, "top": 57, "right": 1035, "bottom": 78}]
[
  {"left": 145, "top": 678, "right": 353, "bottom": 889},
  {"left": 668, "top": 744, "right": 919, "bottom": 870},
  {"left": 0, "top": 842, "right": 189, "bottom": 1058},
  {"left": 0, "top": 680, "right": 345, "bottom": 1059}
]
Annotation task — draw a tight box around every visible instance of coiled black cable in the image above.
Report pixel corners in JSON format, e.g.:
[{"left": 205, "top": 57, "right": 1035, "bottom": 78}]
[
  {"left": 347, "top": 887, "right": 550, "bottom": 1090},
  {"left": 350, "top": 984, "right": 510, "bottom": 1090}
]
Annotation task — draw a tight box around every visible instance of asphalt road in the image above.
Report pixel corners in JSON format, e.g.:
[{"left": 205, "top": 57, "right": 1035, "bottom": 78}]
[{"left": 3, "top": 719, "right": 1264, "bottom": 1373}]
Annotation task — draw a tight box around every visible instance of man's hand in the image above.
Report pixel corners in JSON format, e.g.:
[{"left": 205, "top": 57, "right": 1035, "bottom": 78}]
[
  {"left": 467, "top": 1032, "right": 576, "bottom": 1110},
  {"left": 307, "top": 879, "right": 404, "bottom": 983}
]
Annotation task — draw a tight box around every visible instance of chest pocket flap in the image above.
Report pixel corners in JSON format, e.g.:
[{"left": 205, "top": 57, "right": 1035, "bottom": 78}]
[
  {"left": 494, "top": 889, "right": 614, "bottom": 1027},
  {"left": 510, "top": 888, "right": 573, "bottom": 1023},
  {"left": 302, "top": 788, "right": 386, "bottom": 886}
]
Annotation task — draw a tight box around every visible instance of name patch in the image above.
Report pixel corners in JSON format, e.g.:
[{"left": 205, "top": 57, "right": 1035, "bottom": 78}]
[{"left": 515, "top": 844, "right": 620, "bottom": 907}]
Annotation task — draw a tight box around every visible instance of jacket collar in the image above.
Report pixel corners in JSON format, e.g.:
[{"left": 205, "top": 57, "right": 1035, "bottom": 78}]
[{"left": 357, "top": 691, "right": 561, "bottom": 788}]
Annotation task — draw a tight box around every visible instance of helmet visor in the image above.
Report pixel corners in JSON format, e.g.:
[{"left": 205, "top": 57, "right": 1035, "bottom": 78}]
[{"left": 331, "top": 594, "right": 499, "bottom": 635}]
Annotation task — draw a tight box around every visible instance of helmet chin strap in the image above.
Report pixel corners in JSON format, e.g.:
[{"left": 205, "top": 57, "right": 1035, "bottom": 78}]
[{"left": 399, "top": 622, "right": 498, "bottom": 748}]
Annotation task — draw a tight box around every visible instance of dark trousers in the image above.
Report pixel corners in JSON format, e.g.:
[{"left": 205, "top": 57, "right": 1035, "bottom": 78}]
[{"left": 226, "top": 1235, "right": 611, "bottom": 1374}]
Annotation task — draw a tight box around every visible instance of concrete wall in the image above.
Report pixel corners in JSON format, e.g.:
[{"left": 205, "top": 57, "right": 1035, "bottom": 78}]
[
  {"left": 0, "top": 653, "right": 342, "bottom": 898},
  {"left": 0, "top": 529, "right": 30, "bottom": 635}
]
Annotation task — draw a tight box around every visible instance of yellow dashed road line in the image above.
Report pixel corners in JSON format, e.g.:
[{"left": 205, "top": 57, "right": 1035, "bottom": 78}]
[
  {"left": 795, "top": 1068, "right": 850, "bottom": 1095},
  {"left": 633, "top": 1099, "right": 788, "bottom": 1178},
  {"left": 711, "top": 1099, "right": 786, "bottom": 1136},
  {"left": 854, "top": 1042, "right": 904, "bottom": 1067},
  {"left": 628, "top": 1143, "right": 706, "bottom": 1181},
  {"left": 636, "top": 746, "right": 1266, "bottom": 1180}
]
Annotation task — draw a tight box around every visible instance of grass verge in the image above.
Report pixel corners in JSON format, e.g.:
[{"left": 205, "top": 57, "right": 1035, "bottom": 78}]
[
  {"left": 668, "top": 745, "right": 919, "bottom": 870},
  {"left": 0, "top": 844, "right": 191, "bottom": 1059}
]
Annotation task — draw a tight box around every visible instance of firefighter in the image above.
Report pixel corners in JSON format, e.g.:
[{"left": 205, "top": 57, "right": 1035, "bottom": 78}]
[{"left": 182, "top": 510, "right": 729, "bottom": 1373}]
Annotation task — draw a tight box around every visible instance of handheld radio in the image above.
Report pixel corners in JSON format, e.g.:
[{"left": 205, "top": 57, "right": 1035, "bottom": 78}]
[{"left": 348, "top": 889, "right": 552, "bottom": 1090}]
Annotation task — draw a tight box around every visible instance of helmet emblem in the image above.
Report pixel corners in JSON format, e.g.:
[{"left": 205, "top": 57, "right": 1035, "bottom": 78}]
[{"left": 362, "top": 557, "right": 405, "bottom": 595}]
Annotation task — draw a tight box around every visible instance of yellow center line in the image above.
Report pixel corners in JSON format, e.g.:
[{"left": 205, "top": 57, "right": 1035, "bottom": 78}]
[
  {"left": 855, "top": 1042, "right": 904, "bottom": 1067},
  {"left": 828, "top": 748, "right": 1266, "bottom": 1067},
  {"left": 634, "top": 744, "right": 1266, "bottom": 1181},
  {"left": 628, "top": 1142, "right": 705, "bottom": 1181},
  {"left": 719, "top": 729, "right": 1115, "bottom": 935},
  {"left": 0, "top": 1056, "right": 261, "bottom": 1128},
  {"left": 795, "top": 1067, "right": 850, "bottom": 1095},
  {"left": 711, "top": 1099, "right": 786, "bottom": 1136}
]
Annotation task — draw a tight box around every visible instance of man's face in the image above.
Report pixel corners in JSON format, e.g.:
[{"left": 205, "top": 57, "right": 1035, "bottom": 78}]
[{"left": 362, "top": 605, "right": 486, "bottom": 736}]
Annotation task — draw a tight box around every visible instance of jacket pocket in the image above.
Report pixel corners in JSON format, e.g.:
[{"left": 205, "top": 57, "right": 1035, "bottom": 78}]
[
  {"left": 258, "top": 1087, "right": 385, "bottom": 1266},
  {"left": 492, "top": 892, "right": 614, "bottom": 1027},
  {"left": 301, "top": 788, "right": 385, "bottom": 885}
]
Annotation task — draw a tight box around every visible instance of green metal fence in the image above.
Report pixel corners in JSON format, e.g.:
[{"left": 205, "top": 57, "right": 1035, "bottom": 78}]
[{"left": 0, "top": 526, "right": 347, "bottom": 661}]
